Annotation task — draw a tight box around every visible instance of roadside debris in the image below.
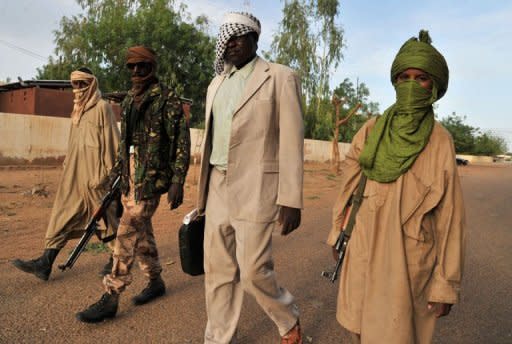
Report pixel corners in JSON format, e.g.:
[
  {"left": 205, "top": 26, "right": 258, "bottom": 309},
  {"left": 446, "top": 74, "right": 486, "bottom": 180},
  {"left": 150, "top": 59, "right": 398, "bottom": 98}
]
[{"left": 21, "top": 184, "right": 49, "bottom": 197}]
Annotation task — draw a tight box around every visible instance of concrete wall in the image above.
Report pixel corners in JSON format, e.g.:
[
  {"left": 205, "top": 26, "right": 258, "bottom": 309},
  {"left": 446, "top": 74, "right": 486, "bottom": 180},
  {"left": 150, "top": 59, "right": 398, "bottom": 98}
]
[
  {"left": 457, "top": 154, "right": 494, "bottom": 164},
  {"left": 0, "top": 113, "right": 70, "bottom": 164},
  {"left": 0, "top": 113, "right": 350, "bottom": 165},
  {"left": 189, "top": 128, "right": 351, "bottom": 163},
  {"left": 304, "top": 138, "right": 351, "bottom": 162}
]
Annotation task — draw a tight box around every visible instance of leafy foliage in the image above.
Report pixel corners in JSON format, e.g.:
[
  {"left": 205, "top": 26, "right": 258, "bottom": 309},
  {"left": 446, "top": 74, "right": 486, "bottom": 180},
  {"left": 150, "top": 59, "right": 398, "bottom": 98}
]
[
  {"left": 440, "top": 112, "right": 507, "bottom": 155},
  {"left": 266, "top": 0, "right": 316, "bottom": 100},
  {"left": 439, "top": 113, "right": 478, "bottom": 153},
  {"left": 37, "top": 0, "right": 215, "bottom": 127},
  {"left": 473, "top": 131, "right": 508, "bottom": 156},
  {"left": 268, "top": 0, "right": 378, "bottom": 142},
  {"left": 302, "top": 77, "right": 379, "bottom": 141},
  {"left": 314, "top": 0, "right": 344, "bottom": 104}
]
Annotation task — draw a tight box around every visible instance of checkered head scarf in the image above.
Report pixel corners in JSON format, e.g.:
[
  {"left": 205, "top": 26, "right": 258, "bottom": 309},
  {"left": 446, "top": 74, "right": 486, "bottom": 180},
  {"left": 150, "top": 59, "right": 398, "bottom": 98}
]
[{"left": 214, "top": 12, "right": 261, "bottom": 75}]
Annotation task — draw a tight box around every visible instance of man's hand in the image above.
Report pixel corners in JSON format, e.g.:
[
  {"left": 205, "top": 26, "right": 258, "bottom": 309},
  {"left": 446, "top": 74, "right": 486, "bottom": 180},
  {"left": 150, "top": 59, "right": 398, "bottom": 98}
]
[
  {"left": 427, "top": 302, "right": 453, "bottom": 318},
  {"left": 278, "top": 206, "right": 301, "bottom": 235},
  {"left": 167, "top": 183, "right": 184, "bottom": 210}
]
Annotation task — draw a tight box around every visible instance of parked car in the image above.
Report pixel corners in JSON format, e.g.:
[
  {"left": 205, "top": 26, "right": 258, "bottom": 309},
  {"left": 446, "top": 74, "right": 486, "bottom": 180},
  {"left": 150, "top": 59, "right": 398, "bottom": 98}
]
[{"left": 456, "top": 156, "right": 469, "bottom": 165}]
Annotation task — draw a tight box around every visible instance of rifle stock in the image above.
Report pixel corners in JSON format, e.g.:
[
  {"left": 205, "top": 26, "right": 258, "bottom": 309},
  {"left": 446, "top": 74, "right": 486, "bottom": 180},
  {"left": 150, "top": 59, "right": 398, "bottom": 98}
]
[{"left": 58, "top": 176, "right": 121, "bottom": 271}]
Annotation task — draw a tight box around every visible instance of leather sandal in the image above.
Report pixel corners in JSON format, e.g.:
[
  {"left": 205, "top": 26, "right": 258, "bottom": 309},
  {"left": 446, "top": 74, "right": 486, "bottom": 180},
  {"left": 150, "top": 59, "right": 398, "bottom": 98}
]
[{"left": 281, "top": 320, "right": 302, "bottom": 344}]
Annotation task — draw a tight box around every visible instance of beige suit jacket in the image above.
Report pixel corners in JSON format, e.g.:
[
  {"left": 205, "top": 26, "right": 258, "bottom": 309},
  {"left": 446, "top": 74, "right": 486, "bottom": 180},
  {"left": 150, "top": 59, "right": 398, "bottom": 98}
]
[{"left": 197, "top": 57, "right": 304, "bottom": 223}]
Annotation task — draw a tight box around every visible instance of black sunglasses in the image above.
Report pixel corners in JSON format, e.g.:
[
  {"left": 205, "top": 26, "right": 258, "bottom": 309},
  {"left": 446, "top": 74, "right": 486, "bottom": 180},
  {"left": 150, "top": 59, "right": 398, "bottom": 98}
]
[{"left": 126, "top": 62, "right": 151, "bottom": 70}]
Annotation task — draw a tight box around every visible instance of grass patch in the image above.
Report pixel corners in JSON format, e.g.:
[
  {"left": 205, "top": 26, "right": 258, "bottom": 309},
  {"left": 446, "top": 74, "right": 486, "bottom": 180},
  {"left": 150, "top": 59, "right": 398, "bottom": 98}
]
[
  {"left": 326, "top": 174, "right": 337, "bottom": 180},
  {"left": 83, "top": 242, "right": 111, "bottom": 254},
  {"left": 307, "top": 195, "right": 320, "bottom": 200}
]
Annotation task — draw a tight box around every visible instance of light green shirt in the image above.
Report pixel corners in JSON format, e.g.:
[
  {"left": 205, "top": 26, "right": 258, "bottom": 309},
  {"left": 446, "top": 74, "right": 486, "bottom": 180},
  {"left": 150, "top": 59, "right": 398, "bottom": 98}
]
[{"left": 210, "top": 56, "right": 257, "bottom": 170}]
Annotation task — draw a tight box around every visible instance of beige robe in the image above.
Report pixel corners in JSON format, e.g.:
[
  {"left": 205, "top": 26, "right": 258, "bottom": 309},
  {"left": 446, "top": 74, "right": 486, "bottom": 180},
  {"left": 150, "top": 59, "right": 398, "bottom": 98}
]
[
  {"left": 45, "top": 99, "right": 120, "bottom": 249},
  {"left": 327, "top": 118, "right": 465, "bottom": 343}
]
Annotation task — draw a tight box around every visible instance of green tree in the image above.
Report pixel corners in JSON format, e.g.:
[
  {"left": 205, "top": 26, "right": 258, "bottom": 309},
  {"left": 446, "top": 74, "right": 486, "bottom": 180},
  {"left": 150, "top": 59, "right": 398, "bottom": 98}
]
[
  {"left": 313, "top": 0, "right": 344, "bottom": 115},
  {"left": 37, "top": 0, "right": 215, "bottom": 127},
  {"left": 473, "top": 131, "right": 508, "bottom": 156},
  {"left": 267, "top": 0, "right": 316, "bottom": 100},
  {"left": 269, "top": 0, "right": 344, "bottom": 103},
  {"left": 309, "top": 97, "right": 333, "bottom": 140},
  {"left": 269, "top": 0, "right": 350, "bottom": 140},
  {"left": 439, "top": 112, "right": 478, "bottom": 153},
  {"left": 332, "top": 78, "right": 379, "bottom": 142}
]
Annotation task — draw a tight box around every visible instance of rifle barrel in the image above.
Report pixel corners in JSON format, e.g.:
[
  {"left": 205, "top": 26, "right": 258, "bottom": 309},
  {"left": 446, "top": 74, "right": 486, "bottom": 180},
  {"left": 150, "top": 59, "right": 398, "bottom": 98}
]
[{"left": 58, "top": 176, "right": 120, "bottom": 271}]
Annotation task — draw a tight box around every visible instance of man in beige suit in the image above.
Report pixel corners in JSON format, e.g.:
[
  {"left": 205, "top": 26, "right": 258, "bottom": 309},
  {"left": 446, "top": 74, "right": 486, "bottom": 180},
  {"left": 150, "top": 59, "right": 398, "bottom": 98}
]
[{"left": 197, "top": 12, "right": 304, "bottom": 344}]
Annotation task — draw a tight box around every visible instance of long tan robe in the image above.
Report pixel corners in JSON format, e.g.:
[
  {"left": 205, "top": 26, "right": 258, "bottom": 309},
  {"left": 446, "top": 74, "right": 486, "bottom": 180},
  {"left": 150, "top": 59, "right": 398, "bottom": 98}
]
[
  {"left": 327, "top": 117, "right": 465, "bottom": 344},
  {"left": 45, "top": 99, "right": 120, "bottom": 249}
]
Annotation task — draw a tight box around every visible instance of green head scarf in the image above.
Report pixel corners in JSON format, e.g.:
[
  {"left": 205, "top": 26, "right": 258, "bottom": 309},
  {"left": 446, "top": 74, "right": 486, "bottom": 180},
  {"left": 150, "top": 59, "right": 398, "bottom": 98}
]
[{"left": 359, "top": 30, "right": 449, "bottom": 183}]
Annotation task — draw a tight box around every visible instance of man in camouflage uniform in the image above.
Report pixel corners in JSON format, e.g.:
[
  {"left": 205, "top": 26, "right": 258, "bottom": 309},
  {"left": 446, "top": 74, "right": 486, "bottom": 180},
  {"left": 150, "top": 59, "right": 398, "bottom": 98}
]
[{"left": 76, "top": 46, "right": 190, "bottom": 323}]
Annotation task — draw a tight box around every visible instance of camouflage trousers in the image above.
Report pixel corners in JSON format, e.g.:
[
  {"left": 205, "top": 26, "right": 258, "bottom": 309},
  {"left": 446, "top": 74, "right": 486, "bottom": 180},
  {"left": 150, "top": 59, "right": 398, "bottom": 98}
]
[{"left": 103, "top": 155, "right": 162, "bottom": 294}]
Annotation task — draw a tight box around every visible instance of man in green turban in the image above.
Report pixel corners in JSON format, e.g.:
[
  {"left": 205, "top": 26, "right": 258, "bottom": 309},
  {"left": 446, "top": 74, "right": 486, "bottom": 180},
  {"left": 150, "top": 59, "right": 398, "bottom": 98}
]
[{"left": 326, "top": 30, "right": 465, "bottom": 343}]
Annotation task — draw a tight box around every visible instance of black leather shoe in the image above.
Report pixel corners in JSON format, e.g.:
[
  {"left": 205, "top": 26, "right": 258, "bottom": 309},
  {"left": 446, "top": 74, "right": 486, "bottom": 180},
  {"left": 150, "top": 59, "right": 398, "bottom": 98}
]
[
  {"left": 12, "top": 249, "right": 60, "bottom": 281},
  {"left": 132, "top": 275, "right": 166, "bottom": 305},
  {"left": 76, "top": 292, "right": 119, "bottom": 323}
]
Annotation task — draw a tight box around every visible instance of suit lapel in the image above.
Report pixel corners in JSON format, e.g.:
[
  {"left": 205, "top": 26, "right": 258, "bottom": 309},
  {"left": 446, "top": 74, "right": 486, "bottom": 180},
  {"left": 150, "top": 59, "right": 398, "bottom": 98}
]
[
  {"left": 232, "top": 58, "right": 270, "bottom": 118},
  {"left": 205, "top": 74, "right": 226, "bottom": 131}
]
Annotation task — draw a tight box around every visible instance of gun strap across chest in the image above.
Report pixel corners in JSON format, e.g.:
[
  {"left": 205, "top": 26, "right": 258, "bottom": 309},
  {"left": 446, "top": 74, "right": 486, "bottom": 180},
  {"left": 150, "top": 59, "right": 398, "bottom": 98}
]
[{"left": 343, "top": 173, "right": 367, "bottom": 238}]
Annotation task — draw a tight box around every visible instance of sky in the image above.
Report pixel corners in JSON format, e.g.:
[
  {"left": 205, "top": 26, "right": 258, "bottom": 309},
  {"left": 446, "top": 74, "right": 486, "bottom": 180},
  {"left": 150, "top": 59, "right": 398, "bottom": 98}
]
[{"left": 0, "top": 0, "right": 511, "bottom": 149}]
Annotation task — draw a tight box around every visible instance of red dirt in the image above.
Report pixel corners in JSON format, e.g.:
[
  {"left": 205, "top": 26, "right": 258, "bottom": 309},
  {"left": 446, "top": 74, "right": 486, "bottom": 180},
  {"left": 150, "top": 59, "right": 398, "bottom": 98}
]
[{"left": 0, "top": 162, "right": 510, "bottom": 343}]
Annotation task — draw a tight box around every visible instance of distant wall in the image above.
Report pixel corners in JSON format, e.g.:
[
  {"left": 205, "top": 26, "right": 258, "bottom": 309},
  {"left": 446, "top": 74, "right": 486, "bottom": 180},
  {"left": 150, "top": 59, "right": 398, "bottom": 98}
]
[
  {"left": 0, "top": 88, "right": 74, "bottom": 117},
  {"left": 189, "top": 129, "right": 351, "bottom": 163},
  {"left": 0, "top": 113, "right": 350, "bottom": 165},
  {"left": 0, "top": 113, "right": 69, "bottom": 165},
  {"left": 457, "top": 154, "right": 494, "bottom": 164},
  {"left": 304, "top": 138, "right": 351, "bottom": 162}
]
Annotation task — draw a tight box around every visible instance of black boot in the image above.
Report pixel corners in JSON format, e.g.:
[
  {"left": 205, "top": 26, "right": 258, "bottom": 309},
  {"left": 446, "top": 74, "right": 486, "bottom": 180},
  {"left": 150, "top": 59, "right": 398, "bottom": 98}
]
[
  {"left": 98, "top": 255, "right": 114, "bottom": 277},
  {"left": 11, "top": 249, "right": 60, "bottom": 281},
  {"left": 132, "top": 275, "right": 166, "bottom": 305},
  {"left": 76, "top": 292, "right": 119, "bottom": 323}
]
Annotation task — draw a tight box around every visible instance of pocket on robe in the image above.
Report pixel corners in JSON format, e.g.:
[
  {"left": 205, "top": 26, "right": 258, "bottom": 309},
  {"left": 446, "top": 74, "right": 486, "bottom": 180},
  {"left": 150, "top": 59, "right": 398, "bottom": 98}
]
[
  {"left": 401, "top": 171, "right": 431, "bottom": 241},
  {"left": 84, "top": 120, "right": 102, "bottom": 148}
]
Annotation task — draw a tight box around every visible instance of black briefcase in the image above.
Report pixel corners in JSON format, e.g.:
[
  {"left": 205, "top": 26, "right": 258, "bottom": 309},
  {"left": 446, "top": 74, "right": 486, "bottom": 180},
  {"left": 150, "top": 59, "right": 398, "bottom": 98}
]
[{"left": 178, "top": 209, "right": 205, "bottom": 276}]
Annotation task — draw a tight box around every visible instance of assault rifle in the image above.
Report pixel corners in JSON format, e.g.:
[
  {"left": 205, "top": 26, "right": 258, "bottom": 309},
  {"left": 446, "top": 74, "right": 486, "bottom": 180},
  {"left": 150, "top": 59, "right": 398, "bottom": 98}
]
[
  {"left": 103, "top": 91, "right": 193, "bottom": 105},
  {"left": 58, "top": 176, "right": 121, "bottom": 271},
  {"left": 321, "top": 175, "right": 367, "bottom": 283},
  {"left": 321, "top": 231, "right": 349, "bottom": 283}
]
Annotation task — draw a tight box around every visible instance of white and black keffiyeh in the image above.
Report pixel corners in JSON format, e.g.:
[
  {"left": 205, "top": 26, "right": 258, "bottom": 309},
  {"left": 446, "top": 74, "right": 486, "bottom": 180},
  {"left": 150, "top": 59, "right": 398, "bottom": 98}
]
[{"left": 214, "top": 12, "right": 261, "bottom": 75}]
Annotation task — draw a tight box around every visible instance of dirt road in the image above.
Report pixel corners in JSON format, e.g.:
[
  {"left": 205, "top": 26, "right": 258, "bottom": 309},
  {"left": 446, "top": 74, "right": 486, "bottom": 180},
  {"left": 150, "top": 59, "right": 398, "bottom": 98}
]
[{"left": 0, "top": 163, "right": 510, "bottom": 343}]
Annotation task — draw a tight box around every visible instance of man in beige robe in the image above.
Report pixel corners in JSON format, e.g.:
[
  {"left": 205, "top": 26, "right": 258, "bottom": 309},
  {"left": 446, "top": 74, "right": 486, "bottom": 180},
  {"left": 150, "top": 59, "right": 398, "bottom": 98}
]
[
  {"left": 327, "top": 30, "right": 465, "bottom": 343},
  {"left": 197, "top": 12, "right": 304, "bottom": 344},
  {"left": 12, "top": 68, "right": 120, "bottom": 281}
]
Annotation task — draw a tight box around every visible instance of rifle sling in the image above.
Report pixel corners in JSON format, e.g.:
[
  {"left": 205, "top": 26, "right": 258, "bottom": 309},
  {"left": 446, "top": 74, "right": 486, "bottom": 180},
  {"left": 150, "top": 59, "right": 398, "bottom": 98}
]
[{"left": 343, "top": 174, "right": 367, "bottom": 238}]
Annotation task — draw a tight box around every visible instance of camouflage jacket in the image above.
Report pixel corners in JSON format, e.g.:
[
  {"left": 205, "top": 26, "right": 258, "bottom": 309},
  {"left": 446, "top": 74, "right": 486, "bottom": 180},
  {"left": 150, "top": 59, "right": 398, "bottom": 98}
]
[{"left": 112, "top": 83, "right": 190, "bottom": 201}]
